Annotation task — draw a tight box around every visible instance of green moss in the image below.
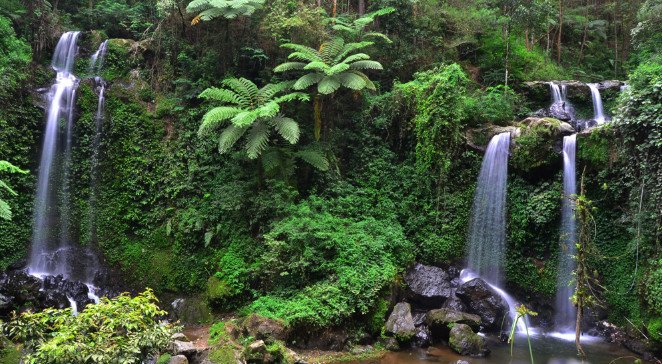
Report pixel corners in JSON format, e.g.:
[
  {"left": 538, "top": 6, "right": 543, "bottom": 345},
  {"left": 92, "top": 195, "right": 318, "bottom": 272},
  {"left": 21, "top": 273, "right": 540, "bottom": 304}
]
[
  {"left": 648, "top": 317, "right": 662, "bottom": 343},
  {"left": 208, "top": 345, "right": 237, "bottom": 364},
  {"left": 577, "top": 127, "right": 615, "bottom": 168},
  {"left": 155, "top": 353, "right": 171, "bottom": 364},
  {"left": 0, "top": 343, "right": 20, "bottom": 364},
  {"left": 207, "top": 276, "right": 232, "bottom": 307},
  {"left": 510, "top": 122, "right": 560, "bottom": 173}
]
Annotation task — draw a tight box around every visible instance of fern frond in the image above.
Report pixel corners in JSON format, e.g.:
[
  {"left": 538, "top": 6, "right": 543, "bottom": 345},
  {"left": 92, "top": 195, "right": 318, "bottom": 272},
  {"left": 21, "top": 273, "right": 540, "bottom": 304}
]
[
  {"left": 238, "top": 77, "right": 259, "bottom": 105},
  {"left": 0, "top": 180, "right": 17, "bottom": 196},
  {"left": 337, "top": 72, "right": 367, "bottom": 90},
  {"left": 295, "top": 148, "right": 329, "bottom": 171},
  {"left": 363, "top": 32, "right": 392, "bottom": 43},
  {"left": 293, "top": 73, "right": 324, "bottom": 90},
  {"left": 349, "top": 60, "right": 383, "bottom": 70},
  {"left": 326, "top": 63, "right": 350, "bottom": 75},
  {"left": 0, "top": 200, "right": 11, "bottom": 221},
  {"left": 281, "top": 44, "right": 322, "bottom": 62},
  {"left": 218, "top": 125, "right": 248, "bottom": 154},
  {"left": 303, "top": 61, "right": 330, "bottom": 72},
  {"left": 341, "top": 53, "right": 371, "bottom": 64},
  {"left": 350, "top": 70, "right": 376, "bottom": 90},
  {"left": 272, "top": 92, "right": 310, "bottom": 104},
  {"left": 334, "top": 41, "right": 374, "bottom": 63},
  {"left": 320, "top": 38, "right": 345, "bottom": 63},
  {"left": 274, "top": 62, "right": 306, "bottom": 73},
  {"left": 199, "top": 87, "right": 241, "bottom": 105},
  {"left": 231, "top": 109, "right": 261, "bottom": 127},
  {"left": 222, "top": 78, "right": 255, "bottom": 107},
  {"left": 258, "top": 82, "right": 289, "bottom": 104},
  {"left": 257, "top": 101, "right": 281, "bottom": 119},
  {"left": 317, "top": 76, "right": 342, "bottom": 94},
  {"left": 245, "top": 121, "right": 270, "bottom": 159},
  {"left": 198, "top": 106, "right": 243, "bottom": 136},
  {"left": 271, "top": 116, "right": 300, "bottom": 144},
  {"left": 0, "top": 161, "right": 26, "bottom": 174},
  {"left": 261, "top": 148, "right": 283, "bottom": 173}
]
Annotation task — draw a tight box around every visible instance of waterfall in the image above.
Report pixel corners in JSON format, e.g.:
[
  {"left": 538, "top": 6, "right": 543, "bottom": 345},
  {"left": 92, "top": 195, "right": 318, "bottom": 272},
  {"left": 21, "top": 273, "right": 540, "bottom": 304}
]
[
  {"left": 88, "top": 40, "right": 109, "bottom": 243},
  {"left": 550, "top": 82, "right": 563, "bottom": 103},
  {"left": 555, "top": 134, "right": 577, "bottom": 331},
  {"left": 587, "top": 83, "right": 607, "bottom": 124},
  {"left": 466, "top": 132, "right": 511, "bottom": 286},
  {"left": 29, "top": 31, "right": 81, "bottom": 278}
]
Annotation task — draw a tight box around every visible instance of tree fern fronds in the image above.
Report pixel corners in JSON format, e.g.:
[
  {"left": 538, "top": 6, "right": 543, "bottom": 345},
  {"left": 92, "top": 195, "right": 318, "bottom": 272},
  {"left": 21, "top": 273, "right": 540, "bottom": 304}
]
[
  {"left": 318, "top": 76, "right": 342, "bottom": 94},
  {"left": 363, "top": 32, "right": 392, "bottom": 43},
  {"left": 256, "top": 101, "right": 281, "bottom": 119},
  {"left": 281, "top": 44, "right": 322, "bottom": 61},
  {"left": 293, "top": 73, "right": 324, "bottom": 90},
  {"left": 199, "top": 87, "right": 242, "bottom": 104},
  {"left": 198, "top": 106, "right": 243, "bottom": 136},
  {"left": 0, "top": 180, "right": 17, "bottom": 196},
  {"left": 334, "top": 41, "right": 374, "bottom": 63},
  {"left": 186, "top": 0, "right": 264, "bottom": 22},
  {"left": 295, "top": 148, "right": 329, "bottom": 171},
  {"left": 303, "top": 61, "right": 330, "bottom": 72},
  {"left": 350, "top": 70, "right": 377, "bottom": 90},
  {"left": 0, "top": 200, "right": 11, "bottom": 221},
  {"left": 341, "top": 53, "right": 371, "bottom": 64},
  {"left": 271, "top": 116, "right": 300, "bottom": 144},
  {"left": 0, "top": 161, "right": 26, "bottom": 174},
  {"left": 222, "top": 78, "right": 257, "bottom": 106},
  {"left": 320, "top": 38, "right": 345, "bottom": 63},
  {"left": 337, "top": 72, "right": 367, "bottom": 90},
  {"left": 261, "top": 148, "right": 283, "bottom": 173},
  {"left": 274, "top": 62, "right": 307, "bottom": 73},
  {"left": 272, "top": 92, "right": 310, "bottom": 104},
  {"left": 238, "top": 77, "right": 259, "bottom": 104},
  {"left": 326, "top": 63, "right": 350, "bottom": 75},
  {"left": 258, "top": 82, "right": 291, "bottom": 104},
  {"left": 231, "top": 109, "right": 262, "bottom": 127},
  {"left": 218, "top": 125, "right": 248, "bottom": 154},
  {"left": 245, "top": 122, "right": 270, "bottom": 159},
  {"left": 349, "top": 60, "right": 383, "bottom": 70}
]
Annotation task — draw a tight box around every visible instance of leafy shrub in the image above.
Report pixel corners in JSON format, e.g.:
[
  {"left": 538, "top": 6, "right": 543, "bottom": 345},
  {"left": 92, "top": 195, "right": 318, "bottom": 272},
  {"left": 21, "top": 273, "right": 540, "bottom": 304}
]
[
  {"left": 0, "top": 15, "right": 31, "bottom": 97},
  {"left": 643, "top": 260, "right": 662, "bottom": 316},
  {"left": 466, "top": 85, "right": 526, "bottom": 126},
  {"left": 3, "top": 290, "right": 177, "bottom": 364},
  {"left": 648, "top": 317, "right": 662, "bottom": 343},
  {"left": 242, "top": 198, "right": 413, "bottom": 328}
]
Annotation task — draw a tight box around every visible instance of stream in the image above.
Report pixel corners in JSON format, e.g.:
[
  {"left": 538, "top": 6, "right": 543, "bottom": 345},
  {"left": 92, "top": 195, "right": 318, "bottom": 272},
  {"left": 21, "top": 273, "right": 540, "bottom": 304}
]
[{"left": 355, "top": 334, "right": 639, "bottom": 364}]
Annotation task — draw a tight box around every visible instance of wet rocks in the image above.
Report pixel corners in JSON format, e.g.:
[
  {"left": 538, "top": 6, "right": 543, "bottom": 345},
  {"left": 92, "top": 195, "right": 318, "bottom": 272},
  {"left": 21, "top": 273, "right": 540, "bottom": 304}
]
[
  {"left": 385, "top": 302, "right": 416, "bottom": 342},
  {"left": 167, "top": 355, "right": 189, "bottom": 364},
  {"left": 448, "top": 324, "right": 490, "bottom": 357},
  {"left": 455, "top": 278, "right": 509, "bottom": 332},
  {"left": 404, "top": 263, "right": 453, "bottom": 307},
  {"left": 425, "top": 309, "right": 481, "bottom": 341}
]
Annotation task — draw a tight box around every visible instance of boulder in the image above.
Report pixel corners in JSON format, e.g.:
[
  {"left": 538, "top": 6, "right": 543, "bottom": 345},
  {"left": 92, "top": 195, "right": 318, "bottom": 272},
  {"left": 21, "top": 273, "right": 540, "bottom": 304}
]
[
  {"left": 441, "top": 295, "right": 468, "bottom": 312},
  {"left": 299, "top": 328, "right": 349, "bottom": 350},
  {"left": 167, "top": 355, "right": 189, "bottom": 364},
  {"left": 171, "top": 340, "right": 197, "bottom": 357},
  {"left": 449, "top": 324, "right": 490, "bottom": 357},
  {"left": 246, "top": 340, "right": 268, "bottom": 362},
  {"left": 455, "top": 278, "right": 509, "bottom": 332},
  {"left": 38, "top": 289, "right": 69, "bottom": 309},
  {"left": 1, "top": 270, "right": 41, "bottom": 302},
  {"left": 404, "top": 263, "right": 453, "bottom": 307},
  {"left": 466, "top": 126, "right": 520, "bottom": 151},
  {"left": 522, "top": 117, "right": 575, "bottom": 136},
  {"left": 425, "top": 309, "right": 481, "bottom": 341},
  {"left": 0, "top": 293, "right": 13, "bottom": 313},
  {"left": 385, "top": 302, "right": 416, "bottom": 342},
  {"left": 171, "top": 333, "right": 189, "bottom": 342},
  {"left": 413, "top": 326, "right": 431, "bottom": 347},
  {"left": 242, "top": 314, "right": 289, "bottom": 342}
]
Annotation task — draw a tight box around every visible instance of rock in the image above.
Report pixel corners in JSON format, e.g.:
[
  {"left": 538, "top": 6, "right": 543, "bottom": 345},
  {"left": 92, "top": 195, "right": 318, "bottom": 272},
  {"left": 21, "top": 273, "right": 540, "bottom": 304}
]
[
  {"left": 425, "top": 309, "right": 481, "bottom": 341},
  {"left": 170, "top": 297, "right": 212, "bottom": 324},
  {"left": 168, "top": 355, "right": 189, "bottom": 364},
  {"left": 38, "top": 289, "right": 69, "bottom": 309},
  {"left": 404, "top": 263, "right": 453, "bottom": 308},
  {"left": 449, "top": 324, "right": 490, "bottom": 357},
  {"left": 171, "top": 340, "right": 197, "bottom": 356},
  {"left": 522, "top": 117, "right": 575, "bottom": 136},
  {"left": 1, "top": 270, "right": 41, "bottom": 302},
  {"left": 0, "top": 293, "right": 13, "bottom": 313},
  {"left": 455, "top": 278, "right": 509, "bottom": 332},
  {"left": 299, "top": 329, "right": 349, "bottom": 350},
  {"left": 246, "top": 340, "right": 268, "bottom": 362},
  {"left": 171, "top": 333, "right": 189, "bottom": 342},
  {"left": 381, "top": 337, "right": 400, "bottom": 351},
  {"left": 385, "top": 302, "right": 416, "bottom": 342},
  {"left": 466, "top": 126, "right": 520, "bottom": 151},
  {"left": 413, "top": 326, "right": 431, "bottom": 347},
  {"left": 454, "top": 361, "right": 470, "bottom": 364},
  {"left": 441, "top": 295, "right": 468, "bottom": 312},
  {"left": 242, "top": 314, "right": 289, "bottom": 342},
  {"left": 349, "top": 345, "right": 373, "bottom": 355}
]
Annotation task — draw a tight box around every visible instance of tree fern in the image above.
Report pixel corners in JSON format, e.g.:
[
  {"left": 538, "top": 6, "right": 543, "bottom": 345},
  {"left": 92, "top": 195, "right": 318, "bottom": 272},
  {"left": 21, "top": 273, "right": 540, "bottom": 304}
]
[
  {"left": 187, "top": 0, "right": 265, "bottom": 23},
  {"left": 329, "top": 7, "right": 395, "bottom": 42},
  {"left": 196, "top": 78, "right": 308, "bottom": 159}
]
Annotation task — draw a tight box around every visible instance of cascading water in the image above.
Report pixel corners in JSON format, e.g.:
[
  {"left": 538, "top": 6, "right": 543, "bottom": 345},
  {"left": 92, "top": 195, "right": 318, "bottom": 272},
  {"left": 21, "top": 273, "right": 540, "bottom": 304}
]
[
  {"left": 555, "top": 134, "right": 578, "bottom": 331},
  {"left": 550, "top": 82, "right": 563, "bottom": 103},
  {"left": 587, "top": 83, "right": 607, "bottom": 124},
  {"left": 29, "top": 31, "right": 81, "bottom": 278},
  {"left": 466, "top": 132, "right": 511, "bottom": 286},
  {"left": 89, "top": 40, "right": 108, "bottom": 73}
]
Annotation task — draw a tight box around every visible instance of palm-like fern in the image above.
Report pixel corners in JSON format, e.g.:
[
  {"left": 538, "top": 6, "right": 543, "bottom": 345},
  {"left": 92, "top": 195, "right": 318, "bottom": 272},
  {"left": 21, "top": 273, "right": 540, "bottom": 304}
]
[
  {"left": 0, "top": 160, "right": 27, "bottom": 221},
  {"left": 187, "top": 0, "right": 265, "bottom": 23},
  {"left": 274, "top": 36, "right": 383, "bottom": 139},
  {"left": 197, "top": 78, "right": 309, "bottom": 159},
  {"left": 329, "top": 7, "right": 395, "bottom": 43}
]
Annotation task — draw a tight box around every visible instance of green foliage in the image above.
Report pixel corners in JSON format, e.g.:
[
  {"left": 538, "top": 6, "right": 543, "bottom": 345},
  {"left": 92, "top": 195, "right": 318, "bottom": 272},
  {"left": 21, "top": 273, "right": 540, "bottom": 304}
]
[
  {"left": 643, "top": 260, "right": 662, "bottom": 316},
  {"left": 509, "top": 120, "right": 562, "bottom": 173},
  {"left": 648, "top": 316, "right": 662, "bottom": 343},
  {"left": 4, "top": 290, "right": 177, "bottom": 364},
  {"left": 197, "top": 78, "right": 309, "bottom": 159},
  {"left": 0, "top": 161, "right": 27, "bottom": 221},
  {"left": 394, "top": 64, "right": 468, "bottom": 175},
  {"left": 187, "top": 0, "right": 265, "bottom": 22},
  {"left": 0, "top": 15, "right": 30, "bottom": 97},
  {"left": 466, "top": 85, "right": 526, "bottom": 126},
  {"left": 330, "top": 7, "right": 395, "bottom": 43},
  {"left": 76, "top": 0, "right": 154, "bottom": 38}
]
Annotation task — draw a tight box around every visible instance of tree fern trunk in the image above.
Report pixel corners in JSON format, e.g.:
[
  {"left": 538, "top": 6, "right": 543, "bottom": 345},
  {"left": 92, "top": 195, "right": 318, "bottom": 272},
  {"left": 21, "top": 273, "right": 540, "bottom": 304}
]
[{"left": 314, "top": 94, "right": 323, "bottom": 141}]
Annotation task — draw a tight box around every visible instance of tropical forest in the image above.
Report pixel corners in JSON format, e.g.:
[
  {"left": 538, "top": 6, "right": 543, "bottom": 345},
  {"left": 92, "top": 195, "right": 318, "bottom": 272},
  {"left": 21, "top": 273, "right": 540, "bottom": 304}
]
[{"left": 0, "top": 0, "right": 661, "bottom": 363}]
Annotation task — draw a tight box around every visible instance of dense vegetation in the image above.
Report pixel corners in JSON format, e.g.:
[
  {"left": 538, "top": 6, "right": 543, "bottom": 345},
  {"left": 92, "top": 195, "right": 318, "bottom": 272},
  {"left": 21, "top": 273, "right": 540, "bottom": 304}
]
[{"left": 0, "top": 0, "right": 660, "bottom": 362}]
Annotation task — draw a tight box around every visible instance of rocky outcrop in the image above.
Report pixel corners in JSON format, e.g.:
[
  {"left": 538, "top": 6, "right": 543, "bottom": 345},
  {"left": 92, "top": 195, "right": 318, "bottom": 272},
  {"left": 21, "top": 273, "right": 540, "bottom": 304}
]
[
  {"left": 167, "top": 355, "right": 189, "bottom": 364},
  {"left": 242, "top": 314, "right": 290, "bottom": 342},
  {"left": 425, "top": 309, "right": 481, "bottom": 341},
  {"left": 455, "top": 278, "right": 509, "bottom": 332},
  {"left": 448, "top": 324, "right": 490, "bottom": 357},
  {"left": 466, "top": 126, "right": 520, "bottom": 151},
  {"left": 404, "top": 263, "right": 453, "bottom": 307},
  {"left": 385, "top": 302, "right": 416, "bottom": 342},
  {"left": 522, "top": 80, "right": 624, "bottom": 103}
]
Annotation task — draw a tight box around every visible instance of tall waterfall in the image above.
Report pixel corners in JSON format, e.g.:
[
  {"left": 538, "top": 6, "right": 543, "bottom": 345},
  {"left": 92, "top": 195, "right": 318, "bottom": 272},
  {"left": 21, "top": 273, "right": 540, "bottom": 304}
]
[
  {"left": 555, "top": 134, "right": 578, "bottom": 330},
  {"left": 29, "top": 32, "right": 81, "bottom": 278},
  {"left": 550, "top": 82, "right": 562, "bottom": 103},
  {"left": 466, "top": 132, "right": 511, "bottom": 286},
  {"left": 587, "top": 83, "right": 607, "bottom": 124}
]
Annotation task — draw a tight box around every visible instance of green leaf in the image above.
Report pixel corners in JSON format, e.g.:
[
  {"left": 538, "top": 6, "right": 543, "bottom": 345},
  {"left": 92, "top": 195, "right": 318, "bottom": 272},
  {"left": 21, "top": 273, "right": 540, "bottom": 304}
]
[
  {"left": 245, "top": 122, "right": 270, "bottom": 159},
  {"left": 293, "top": 73, "right": 324, "bottom": 90},
  {"left": 198, "top": 106, "right": 243, "bottom": 136},
  {"left": 349, "top": 60, "right": 383, "bottom": 70},
  {"left": 317, "top": 76, "right": 342, "bottom": 94},
  {"left": 218, "top": 125, "right": 248, "bottom": 154},
  {"left": 295, "top": 148, "right": 329, "bottom": 171},
  {"left": 204, "top": 231, "right": 214, "bottom": 247},
  {"left": 337, "top": 72, "right": 367, "bottom": 90},
  {"left": 271, "top": 116, "right": 300, "bottom": 144}
]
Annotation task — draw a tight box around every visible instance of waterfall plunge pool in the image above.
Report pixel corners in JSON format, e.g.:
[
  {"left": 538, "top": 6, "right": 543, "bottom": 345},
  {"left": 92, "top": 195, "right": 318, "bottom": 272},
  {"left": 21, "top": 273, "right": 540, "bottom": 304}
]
[{"left": 353, "top": 333, "right": 638, "bottom": 364}]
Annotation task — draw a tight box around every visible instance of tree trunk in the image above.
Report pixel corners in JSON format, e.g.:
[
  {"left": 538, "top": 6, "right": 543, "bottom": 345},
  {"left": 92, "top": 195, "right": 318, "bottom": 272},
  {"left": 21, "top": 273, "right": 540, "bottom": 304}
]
[
  {"left": 314, "top": 94, "right": 323, "bottom": 141},
  {"left": 358, "top": 0, "right": 365, "bottom": 15},
  {"left": 332, "top": 0, "right": 337, "bottom": 18},
  {"left": 557, "top": 0, "right": 563, "bottom": 63},
  {"left": 504, "top": 21, "right": 511, "bottom": 87}
]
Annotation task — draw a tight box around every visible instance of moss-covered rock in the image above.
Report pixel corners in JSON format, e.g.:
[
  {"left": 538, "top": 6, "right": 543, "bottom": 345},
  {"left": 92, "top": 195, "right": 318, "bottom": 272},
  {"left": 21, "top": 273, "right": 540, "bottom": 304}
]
[
  {"left": 385, "top": 302, "right": 416, "bottom": 343},
  {"left": 448, "top": 323, "right": 489, "bottom": 357}
]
